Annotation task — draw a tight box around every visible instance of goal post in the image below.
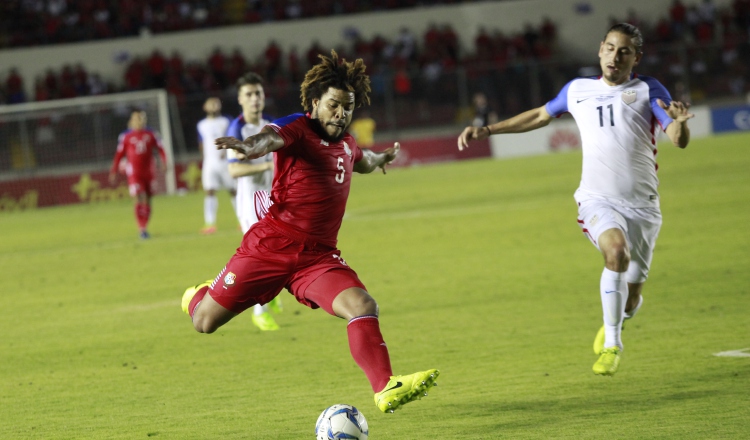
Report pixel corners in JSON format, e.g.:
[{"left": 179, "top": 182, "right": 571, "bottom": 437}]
[{"left": 0, "top": 89, "right": 177, "bottom": 210}]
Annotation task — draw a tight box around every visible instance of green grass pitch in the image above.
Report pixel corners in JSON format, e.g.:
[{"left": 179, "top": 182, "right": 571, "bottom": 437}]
[{"left": 1, "top": 132, "right": 748, "bottom": 439}]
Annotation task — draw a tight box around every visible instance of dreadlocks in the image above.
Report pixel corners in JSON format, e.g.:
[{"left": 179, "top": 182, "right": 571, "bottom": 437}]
[{"left": 300, "top": 50, "right": 371, "bottom": 111}]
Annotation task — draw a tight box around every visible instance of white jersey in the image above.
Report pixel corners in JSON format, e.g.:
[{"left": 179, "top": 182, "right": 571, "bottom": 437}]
[
  {"left": 545, "top": 74, "right": 674, "bottom": 208},
  {"left": 226, "top": 114, "right": 273, "bottom": 232},
  {"left": 197, "top": 115, "right": 232, "bottom": 167}
]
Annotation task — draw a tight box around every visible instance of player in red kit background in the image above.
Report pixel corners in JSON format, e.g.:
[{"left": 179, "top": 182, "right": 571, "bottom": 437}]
[
  {"left": 109, "top": 109, "right": 167, "bottom": 239},
  {"left": 181, "top": 51, "right": 439, "bottom": 414}
]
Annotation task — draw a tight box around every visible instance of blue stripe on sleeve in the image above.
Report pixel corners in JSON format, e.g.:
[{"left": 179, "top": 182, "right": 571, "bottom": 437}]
[
  {"left": 641, "top": 76, "right": 674, "bottom": 129},
  {"left": 545, "top": 80, "right": 573, "bottom": 117},
  {"left": 271, "top": 113, "right": 306, "bottom": 128},
  {"left": 226, "top": 115, "right": 244, "bottom": 139}
]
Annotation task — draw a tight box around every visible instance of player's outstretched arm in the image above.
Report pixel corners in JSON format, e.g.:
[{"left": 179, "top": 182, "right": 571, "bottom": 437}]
[
  {"left": 353, "top": 142, "right": 400, "bottom": 174},
  {"left": 215, "top": 127, "right": 284, "bottom": 160},
  {"left": 457, "top": 105, "right": 553, "bottom": 151},
  {"left": 228, "top": 161, "right": 273, "bottom": 179},
  {"left": 658, "top": 99, "right": 693, "bottom": 149}
]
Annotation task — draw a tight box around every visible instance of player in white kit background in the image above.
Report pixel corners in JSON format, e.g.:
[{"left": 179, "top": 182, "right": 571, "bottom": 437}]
[
  {"left": 225, "top": 72, "right": 282, "bottom": 331},
  {"left": 197, "top": 97, "right": 236, "bottom": 235},
  {"left": 457, "top": 23, "right": 693, "bottom": 376}
]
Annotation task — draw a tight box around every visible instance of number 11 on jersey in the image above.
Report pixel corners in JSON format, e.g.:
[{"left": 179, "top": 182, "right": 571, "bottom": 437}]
[{"left": 597, "top": 104, "right": 614, "bottom": 127}]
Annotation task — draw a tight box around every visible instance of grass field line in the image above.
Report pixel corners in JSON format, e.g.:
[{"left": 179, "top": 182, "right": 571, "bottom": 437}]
[
  {"left": 112, "top": 299, "right": 180, "bottom": 314},
  {"left": 345, "top": 199, "right": 548, "bottom": 221},
  {"left": 1, "top": 199, "right": 547, "bottom": 259},
  {"left": 0, "top": 228, "right": 242, "bottom": 260}
]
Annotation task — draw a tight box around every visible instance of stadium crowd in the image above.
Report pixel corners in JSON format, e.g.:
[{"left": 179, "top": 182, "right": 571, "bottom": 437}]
[
  {"left": 1, "top": 0, "right": 748, "bottom": 114},
  {"left": 0, "top": 0, "right": 487, "bottom": 49}
]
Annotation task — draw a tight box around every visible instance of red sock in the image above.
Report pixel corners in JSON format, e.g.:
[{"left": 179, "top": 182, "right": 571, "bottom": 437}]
[
  {"left": 135, "top": 203, "right": 149, "bottom": 230},
  {"left": 188, "top": 286, "right": 209, "bottom": 317},
  {"left": 347, "top": 315, "right": 393, "bottom": 392}
]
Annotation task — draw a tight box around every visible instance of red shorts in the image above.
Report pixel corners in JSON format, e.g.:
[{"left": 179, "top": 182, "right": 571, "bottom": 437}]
[
  {"left": 127, "top": 173, "right": 155, "bottom": 197},
  {"left": 208, "top": 220, "right": 366, "bottom": 315}
]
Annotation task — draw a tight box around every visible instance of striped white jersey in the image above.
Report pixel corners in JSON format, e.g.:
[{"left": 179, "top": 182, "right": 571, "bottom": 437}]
[
  {"left": 197, "top": 115, "right": 232, "bottom": 167},
  {"left": 545, "top": 74, "right": 674, "bottom": 208}
]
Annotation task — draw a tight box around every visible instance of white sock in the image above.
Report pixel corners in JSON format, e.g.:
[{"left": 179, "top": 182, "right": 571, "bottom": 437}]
[
  {"left": 253, "top": 303, "right": 269, "bottom": 315},
  {"left": 204, "top": 195, "right": 218, "bottom": 226},
  {"left": 230, "top": 195, "right": 237, "bottom": 215},
  {"left": 600, "top": 268, "right": 627, "bottom": 350},
  {"left": 624, "top": 295, "right": 644, "bottom": 320}
]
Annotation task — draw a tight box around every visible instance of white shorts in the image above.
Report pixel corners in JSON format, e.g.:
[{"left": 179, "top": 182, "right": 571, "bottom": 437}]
[
  {"left": 576, "top": 199, "right": 662, "bottom": 284},
  {"left": 238, "top": 190, "right": 273, "bottom": 233},
  {"left": 202, "top": 162, "right": 236, "bottom": 191}
]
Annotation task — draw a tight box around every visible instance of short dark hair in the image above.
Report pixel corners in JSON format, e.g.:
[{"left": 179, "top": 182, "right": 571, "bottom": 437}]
[
  {"left": 236, "top": 72, "right": 264, "bottom": 89},
  {"left": 299, "top": 50, "right": 371, "bottom": 112},
  {"left": 605, "top": 23, "right": 644, "bottom": 53}
]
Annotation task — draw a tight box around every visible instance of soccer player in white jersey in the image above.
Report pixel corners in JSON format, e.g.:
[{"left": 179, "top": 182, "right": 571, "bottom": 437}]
[
  {"left": 457, "top": 23, "right": 694, "bottom": 376},
  {"left": 198, "top": 97, "right": 236, "bottom": 235},
  {"left": 225, "top": 72, "right": 282, "bottom": 331}
]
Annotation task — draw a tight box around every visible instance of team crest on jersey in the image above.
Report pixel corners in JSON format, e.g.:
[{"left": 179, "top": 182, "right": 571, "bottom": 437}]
[
  {"left": 320, "top": 139, "right": 329, "bottom": 146},
  {"left": 622, "top": 90, "right": 637, "bottom": 105},
  {"left": 224, "top": 272, "right": 236, "bottom": 286},
  {"left": 343, "top": 141, "right": 352, "bottom": 157}
]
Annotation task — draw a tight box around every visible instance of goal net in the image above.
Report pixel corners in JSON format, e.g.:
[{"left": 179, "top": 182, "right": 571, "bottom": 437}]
[{"left": 0, "top": 89, "right": 176, "bottom": 211}]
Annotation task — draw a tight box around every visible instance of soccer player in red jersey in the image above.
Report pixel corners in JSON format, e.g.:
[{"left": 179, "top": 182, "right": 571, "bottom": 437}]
[
  {"left": 109, "top": 109, "right": 167, "bottom": 239},
  {"left": 181, "top": 51, "right": 439, "bottom": 413}
]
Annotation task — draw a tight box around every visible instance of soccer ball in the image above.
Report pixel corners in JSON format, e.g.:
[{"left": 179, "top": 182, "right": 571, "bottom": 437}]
[{"left": 315, "top": 404, "right": 369, "bottom": 440}]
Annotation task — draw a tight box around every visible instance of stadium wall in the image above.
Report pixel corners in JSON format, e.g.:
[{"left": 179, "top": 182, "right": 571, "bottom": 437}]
[
  {"left": 2, "top": 103, "right": 746, "bottom": 213},
  {"left": 0, "top": 0, "right": 734, "bottom": 98}
]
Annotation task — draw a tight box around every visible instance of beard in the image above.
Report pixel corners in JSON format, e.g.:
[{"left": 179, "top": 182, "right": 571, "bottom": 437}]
[{"left": 310, "top": 110, "right": 347, "bottom": 143}]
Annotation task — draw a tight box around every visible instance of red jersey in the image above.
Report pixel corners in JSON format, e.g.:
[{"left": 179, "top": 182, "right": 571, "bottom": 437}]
[
  {"left": 267, "top": 113, "right": 364, "bottom": 247},
  {"left": 111, "top": 128, "right": 166, "bottom": 177}
]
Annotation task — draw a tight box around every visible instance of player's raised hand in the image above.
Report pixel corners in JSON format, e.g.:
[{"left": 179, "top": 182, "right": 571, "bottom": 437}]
[
  {"left": 457, "top": 126, "right": 490, "bottom": 151},
  {"left": 379, "top": 142, "right": 400, "bottom": 174},
  {"left": 657, "top": 99, "right": 694, "bottom": 123},
  {"left": 215, "top": 136, "right": 245, "bottom": 152}
]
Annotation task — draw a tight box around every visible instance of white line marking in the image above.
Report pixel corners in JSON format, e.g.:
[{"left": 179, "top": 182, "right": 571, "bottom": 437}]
[
  {"left": 113, "top": 300, "right": 180, "bottom": 313},
  {"left": 713, "top": 348, "right": 750, "bottom": 357}
]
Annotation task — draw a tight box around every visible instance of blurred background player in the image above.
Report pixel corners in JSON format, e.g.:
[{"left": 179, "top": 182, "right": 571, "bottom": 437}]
[
  {"left": 197, "top": 97, "right": 236, "bottom": 235},
  {"left": 470, "top": 92, "right": 499, "bottom": 128},
  {"left": 348, "top": 108, "right": 376, "bottom": 147},
  {"left": 458, "top": 23, "right": 693, "bottom": 376},
  {"left": 225, "top": 72, "right": 282, "bottom": 331},
  {"left": 182, "top": 51, "right": 438, "bottom": 413},
  {"left": 109, "top": 109, "right": 167, "bottom": 239}
]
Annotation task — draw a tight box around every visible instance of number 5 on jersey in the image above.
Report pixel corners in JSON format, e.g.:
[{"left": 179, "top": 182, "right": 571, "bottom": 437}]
[{"left": 335, "top": 157, "right": 345, "bottom": 183}]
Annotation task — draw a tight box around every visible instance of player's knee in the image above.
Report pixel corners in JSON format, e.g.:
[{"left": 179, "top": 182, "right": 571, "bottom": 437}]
[
  {"left": 603, "top": 244, "right": 630, "bottom": 271},
  {"left": 333, "top": 288, "right": 378, "bottom": 320},
  {"left": 192, "top": 314, "right": 219, "bottom": 334},
  {"left": 356, "top": 293, "right": 378, "bottom": 316}
]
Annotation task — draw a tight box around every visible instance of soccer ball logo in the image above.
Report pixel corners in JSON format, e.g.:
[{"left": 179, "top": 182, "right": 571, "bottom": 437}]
[{"left": 315, "top": 404, "right": 368, "bottom": 440}]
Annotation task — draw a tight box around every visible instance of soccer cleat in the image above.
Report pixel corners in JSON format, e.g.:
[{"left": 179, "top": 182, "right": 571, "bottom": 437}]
[
  {"left": 593, "top": 325, "right": 605, "bottom": 355},
  {"left": 181, "top": 280, "right": 212, "bottom": 315},
  {"left": 252, "top": 312, "right": 280, "bottom": 331},
  {"left": 267, "top": 296, "right": 283, "bottom": 314},
  {"left": 593, "top": 322, "right": 629, "bottom": 355},
  {"left": 200, "top": 225, "right": 217, "bottom": 235},
  {"left": 140, "top": 230, "right": 150, "bottom": 239},
  {"left": 593, "top": 347, "right": 621, "bottom": 376},
  {"left": 374, "top": 369, "right": 439, "bottom": 413}
]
